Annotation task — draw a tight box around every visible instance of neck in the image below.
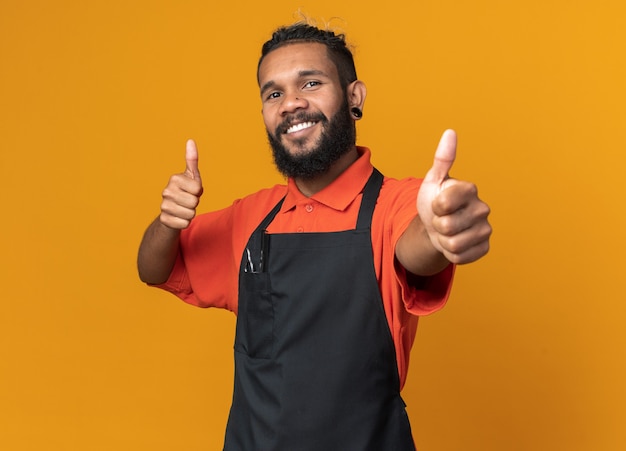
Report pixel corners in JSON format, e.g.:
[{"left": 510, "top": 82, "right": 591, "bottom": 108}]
[{"left": 294, "top": 147, "right": 359, "bottom": 197}]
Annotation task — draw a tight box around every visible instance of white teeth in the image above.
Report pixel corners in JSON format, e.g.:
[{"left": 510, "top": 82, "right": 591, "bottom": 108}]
[{"left": 286, "top": 121, "right": 316, "bottom": 134}]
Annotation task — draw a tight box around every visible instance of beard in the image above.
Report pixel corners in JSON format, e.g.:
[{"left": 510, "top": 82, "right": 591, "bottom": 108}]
[{"left": 267, "top": 99, "right": 356, "bottom": 180}]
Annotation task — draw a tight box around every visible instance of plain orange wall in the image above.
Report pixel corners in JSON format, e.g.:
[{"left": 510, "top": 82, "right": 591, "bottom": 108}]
[{"left": 1, "top": 1, "right": 625, "bottom": 450}]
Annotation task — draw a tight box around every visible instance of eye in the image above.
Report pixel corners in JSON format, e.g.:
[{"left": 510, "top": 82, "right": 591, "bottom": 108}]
[
  {"left": 265, "top": 91, "right": 282, "bottom": 101},
  {"left": 303, "top": 80, "right": 321, "bottom": 89}
]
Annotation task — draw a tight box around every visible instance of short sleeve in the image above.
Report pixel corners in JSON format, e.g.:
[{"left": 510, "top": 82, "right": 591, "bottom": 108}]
[
  {"left": 395, "top": 260, "right": 455, "bottom": 315},
  {"left": 381, "top": 176, "right": 455, "bottom": 316},
  {"left": 152, "top": 205, "right": 241, "bottom": 312}
]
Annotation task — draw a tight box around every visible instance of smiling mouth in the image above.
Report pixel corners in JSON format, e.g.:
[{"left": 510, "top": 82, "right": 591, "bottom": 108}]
[{"left": 285, "top": 121, "right": 317, "bottom": 134}]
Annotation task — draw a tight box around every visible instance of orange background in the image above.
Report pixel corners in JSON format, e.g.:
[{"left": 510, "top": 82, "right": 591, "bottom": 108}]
[{"left": 1, "top": 1, "right": 625, "bottom": 450}]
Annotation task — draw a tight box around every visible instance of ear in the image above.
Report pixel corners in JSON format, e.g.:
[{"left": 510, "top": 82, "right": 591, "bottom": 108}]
[{"left": 346, "top": 80, "right": 367, "bottom": 112}]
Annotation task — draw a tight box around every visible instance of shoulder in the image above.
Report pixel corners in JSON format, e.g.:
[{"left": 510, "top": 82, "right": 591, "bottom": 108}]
[
  {"left": 378, "top": 176, "right": 423, "bottom": 209},
  {"left": 369, "top": 175, "right": 423, "bottom": 242},
  {"left": 233, "top": 184, "right": 288, "bottom": 208},
  {"left": 229, "top": 184, "right": 288, "bottom": 222},
  {"left": 186, "top": 184, "right": 287, "bottom": 236}
]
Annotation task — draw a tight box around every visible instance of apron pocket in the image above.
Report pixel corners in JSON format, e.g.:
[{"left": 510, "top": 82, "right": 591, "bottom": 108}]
[{"left": 235, "top": 272, "right": 274, "bottom": 359}]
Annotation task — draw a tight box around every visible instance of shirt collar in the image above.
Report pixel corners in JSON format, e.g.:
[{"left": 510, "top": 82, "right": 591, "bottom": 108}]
[{"left": 281, "top": 147, "right": 374, "bottom": 213}]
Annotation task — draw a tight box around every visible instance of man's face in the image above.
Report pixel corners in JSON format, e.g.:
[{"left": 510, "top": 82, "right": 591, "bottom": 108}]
[{"left": 258, "top": 42, "right": 355, "bottom": 179}]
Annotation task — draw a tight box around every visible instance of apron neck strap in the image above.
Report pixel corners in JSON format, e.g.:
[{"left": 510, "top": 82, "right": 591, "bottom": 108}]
[{"left": 356, "top": 168, "right": 384, "bottom": 230}]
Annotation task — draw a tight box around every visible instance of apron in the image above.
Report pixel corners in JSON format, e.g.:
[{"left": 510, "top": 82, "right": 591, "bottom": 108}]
[{"left": 224, "top": 169, "right": 415, "bottom": 451}]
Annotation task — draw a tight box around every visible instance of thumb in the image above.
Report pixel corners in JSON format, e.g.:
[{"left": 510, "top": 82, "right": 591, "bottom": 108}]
[
  {"left": 185, "top": 139, "right": 201, "bottom": 181},
  {"left": 424, "top": 129, "right": 457, "bottom": 186}
]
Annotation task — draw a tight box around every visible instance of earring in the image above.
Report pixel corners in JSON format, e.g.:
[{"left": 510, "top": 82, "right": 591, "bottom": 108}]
[{"left": 351, "top": 107, "right": 363, "bottom": 119}]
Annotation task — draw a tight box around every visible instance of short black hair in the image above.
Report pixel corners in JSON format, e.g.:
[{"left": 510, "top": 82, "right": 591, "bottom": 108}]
[{"left": 257, "top": 22, "right": 358, "bottom": 90}]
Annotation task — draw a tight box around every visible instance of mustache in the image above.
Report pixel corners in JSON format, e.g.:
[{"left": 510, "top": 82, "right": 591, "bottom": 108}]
[{"left": 275, "top": 112, "right": 328, "bottom": 135}]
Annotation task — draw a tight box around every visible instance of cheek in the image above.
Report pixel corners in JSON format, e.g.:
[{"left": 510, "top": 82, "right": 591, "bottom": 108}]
[
  {"left": 261, "top": 110, "right": 273, "bottom": 132},
  {"left": 323, "top": 97, "right": 346, "bottom": 119},
  {"left": 261, "top": 105, "right": 278, "bottom": 124}
]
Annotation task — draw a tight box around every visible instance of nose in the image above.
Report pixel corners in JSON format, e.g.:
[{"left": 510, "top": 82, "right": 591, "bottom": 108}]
[{"left": 279, "top": 92, "right": 308, "bottom": 115}]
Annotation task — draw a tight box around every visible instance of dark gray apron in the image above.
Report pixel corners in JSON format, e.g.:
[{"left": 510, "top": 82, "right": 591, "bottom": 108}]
[{"left": 224, "top": 169, "right": 415, "bottom": 450}]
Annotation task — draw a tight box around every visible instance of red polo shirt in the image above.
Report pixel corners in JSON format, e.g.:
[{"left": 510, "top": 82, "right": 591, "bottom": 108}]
[{"left": 156, "top": 147, "right": 454, "bottom": 388}]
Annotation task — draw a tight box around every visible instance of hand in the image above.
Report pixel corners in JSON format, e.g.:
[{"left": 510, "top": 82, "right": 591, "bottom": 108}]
[
  {"left": 416, "top": 130, "right": 491, "bottom": 264},
  {"left": 159, "top": 139, "right": 204, "bottom": 229}
]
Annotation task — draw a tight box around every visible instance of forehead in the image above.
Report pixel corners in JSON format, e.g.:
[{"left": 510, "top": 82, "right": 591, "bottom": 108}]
[{"left": 258, "top": 42, "right": 339, "bottom": 86}]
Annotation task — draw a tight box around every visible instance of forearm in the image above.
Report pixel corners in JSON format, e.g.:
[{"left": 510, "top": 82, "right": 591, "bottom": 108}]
[
  {"left": 395, "top": 215, "right": 451, "bottom": 277},
  {"left": 137, "top": 216, "right": 182, "bottom": 284}
]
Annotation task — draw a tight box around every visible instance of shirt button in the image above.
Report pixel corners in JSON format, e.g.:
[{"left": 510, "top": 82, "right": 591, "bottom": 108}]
[
  {"left": 297, "top": 227, "right": 304, "bottom": 233},
  {"left": 305, "top": 204, "right": 314, "bottom": 213}
]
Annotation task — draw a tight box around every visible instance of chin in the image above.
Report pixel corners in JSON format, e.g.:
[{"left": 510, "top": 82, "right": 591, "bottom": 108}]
[{"left": 281, "top": 138, "right": 317, "bottom": 156}]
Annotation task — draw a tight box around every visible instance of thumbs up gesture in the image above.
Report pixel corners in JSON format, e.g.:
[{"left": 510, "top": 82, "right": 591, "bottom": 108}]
[
  {"left": 159, "top": 139, "right": 204, "bottom": 229},
  {"left": 416, "top": 130, "right": 491, "bottom": 265}
]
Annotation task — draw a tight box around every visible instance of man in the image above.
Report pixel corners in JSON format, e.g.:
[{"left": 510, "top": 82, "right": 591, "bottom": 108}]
[{"left": 138, "top": 22, "right": 491, "bottom": 450}]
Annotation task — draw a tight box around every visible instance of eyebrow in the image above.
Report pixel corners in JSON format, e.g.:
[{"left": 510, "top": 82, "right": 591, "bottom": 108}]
[{"left": 260, "top": 69, "right": 329, "bottom": 96}]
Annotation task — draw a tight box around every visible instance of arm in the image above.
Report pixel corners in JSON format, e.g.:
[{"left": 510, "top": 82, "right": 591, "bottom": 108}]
[
  {"left": 395, "top": 130, "right": 492, "bottom": 276},
  {"left": 137, "top": 140, "right": 204, "bottom": 284}
]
